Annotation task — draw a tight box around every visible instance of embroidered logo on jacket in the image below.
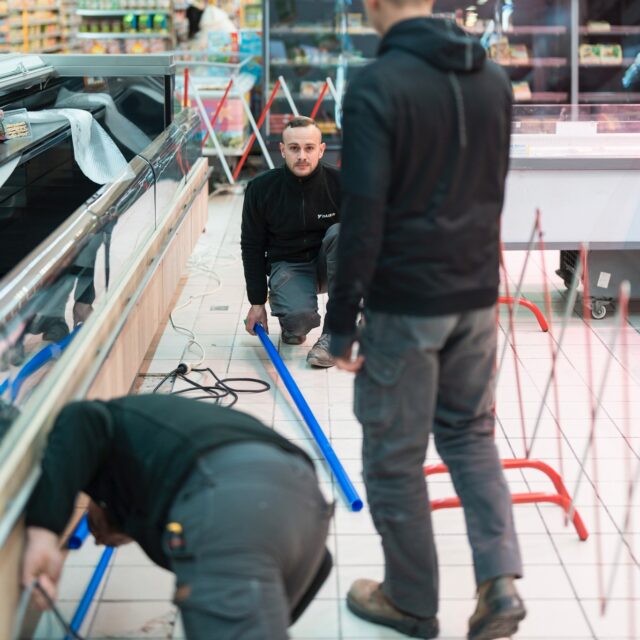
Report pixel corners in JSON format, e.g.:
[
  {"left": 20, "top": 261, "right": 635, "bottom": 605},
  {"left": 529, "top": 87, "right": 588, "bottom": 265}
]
[{"left": 318, "top": 212, "right": 336, "bottom": 219}]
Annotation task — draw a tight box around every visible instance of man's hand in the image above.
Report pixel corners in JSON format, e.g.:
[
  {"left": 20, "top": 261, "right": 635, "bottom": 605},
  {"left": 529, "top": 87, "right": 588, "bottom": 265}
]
[
  {"left": 335, "top": 345, "right": 364, "bottom": 373},
  {"left": 245, "top": 305, "right": 268, "bottom": 335},
  {"left": 22, "top": 527, "right": 63, "bottom": 610}
]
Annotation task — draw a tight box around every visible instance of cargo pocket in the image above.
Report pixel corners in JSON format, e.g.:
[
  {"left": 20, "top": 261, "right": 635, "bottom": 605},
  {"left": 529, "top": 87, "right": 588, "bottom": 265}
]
[
  {"left": 176, "top": 575, "right": 269, "bottom": 640},
  {"left": 354, "top": 349, "right": 405, "bottom": 425}
]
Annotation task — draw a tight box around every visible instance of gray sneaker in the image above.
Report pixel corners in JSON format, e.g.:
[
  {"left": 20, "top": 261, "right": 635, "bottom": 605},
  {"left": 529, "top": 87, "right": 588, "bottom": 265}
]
[{"left": 306, "top": 334, "right": 335, "bottom": 368}]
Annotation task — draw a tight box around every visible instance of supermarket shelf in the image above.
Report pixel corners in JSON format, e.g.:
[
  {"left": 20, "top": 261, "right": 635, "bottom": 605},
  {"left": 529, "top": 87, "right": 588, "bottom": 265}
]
[
  {"left": 579, "top": 92, "right": 640, "bottom": 103},
  {"left": 271, "top": 25, "right": 377, "bottom": 35},
  {"left": 467, "top": 24, "right": 567, "bottom": 35},
  {"left": 580, "top": 25, "right": 640, "bottom": 36},
  {"left": 77, "top": 9, "right": 171, "bottom": 15},
  {"left": 8, "top": 5, "right": 60, "bottom": 10},
  {"left": 77, "top": 31, "right": 171, "bottom": 38},
  {"left": 271, "top": 58, "right": 371, "bottom": 67},
  {"left": 515, "top": 91, "right": 568, "bottom": 103},
  {"left": 9, "top": 19, "right": 59, "bottom": 27},
  {"left": 9, "top": 30, "right": 62, "bottom": 41},
  {"left": 501, "top": 57, "right": 567, "bottom": 68},
  {"left": 580, "top": 59, "right": 635, "bottom": 68}
]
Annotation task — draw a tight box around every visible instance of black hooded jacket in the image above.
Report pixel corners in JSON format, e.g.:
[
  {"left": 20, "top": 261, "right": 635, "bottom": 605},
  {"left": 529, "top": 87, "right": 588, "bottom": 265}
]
[{"left": 326, "top": 18, "right": 513, "bottom": 354}]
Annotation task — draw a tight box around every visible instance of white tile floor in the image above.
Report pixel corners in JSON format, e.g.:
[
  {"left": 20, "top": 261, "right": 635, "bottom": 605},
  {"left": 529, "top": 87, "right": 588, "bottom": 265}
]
[{"left": 45, "top": 193, "right": 639, "bottom": 639}]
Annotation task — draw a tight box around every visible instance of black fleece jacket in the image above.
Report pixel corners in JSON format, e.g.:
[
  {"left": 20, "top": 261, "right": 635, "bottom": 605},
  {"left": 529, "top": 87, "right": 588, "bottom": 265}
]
[
  {"left": 326, "top": 17, "right": 513, "bottom": 356},
  {"left": 241, "top": 163, "right": 341, "bottom": 305},
  {"left": 26, "top": 395, "right": 313, "bottom": 568}
]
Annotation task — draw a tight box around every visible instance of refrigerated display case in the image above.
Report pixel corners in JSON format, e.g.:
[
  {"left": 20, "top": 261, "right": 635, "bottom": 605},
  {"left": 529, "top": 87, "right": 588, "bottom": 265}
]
[{"left": 503, "top": 104, "right": 640, "bottom": 318}]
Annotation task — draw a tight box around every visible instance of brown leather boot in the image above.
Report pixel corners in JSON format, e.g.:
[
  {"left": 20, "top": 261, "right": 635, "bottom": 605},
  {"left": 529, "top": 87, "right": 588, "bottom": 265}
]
[
  {"left": 468, "top": 576, "right": 526, "bottom": 640},
  {"left": 347, "top": 579, "right": 439, "bottom": 639}
]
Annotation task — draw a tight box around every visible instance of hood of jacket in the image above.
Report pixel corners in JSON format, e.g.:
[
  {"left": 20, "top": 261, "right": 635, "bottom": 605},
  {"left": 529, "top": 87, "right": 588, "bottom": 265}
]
[{"left": 378, "top": 17, "right": 486, "bottom": 73}]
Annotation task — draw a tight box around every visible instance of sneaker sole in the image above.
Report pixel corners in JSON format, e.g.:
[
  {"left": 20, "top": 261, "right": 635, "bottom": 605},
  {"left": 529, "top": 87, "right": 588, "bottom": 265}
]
[
  {"left": 346, "top": 594, "right": 439, "bottom": 639},
  {"left": 306, "top": 357, "right": 335, "bottom": 368},
  {"left": 468, "top": 608, "right": 526, "bottom": 640}
]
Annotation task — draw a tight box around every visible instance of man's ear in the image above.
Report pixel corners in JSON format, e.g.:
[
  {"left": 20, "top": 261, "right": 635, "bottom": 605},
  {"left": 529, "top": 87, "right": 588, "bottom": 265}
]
[
  {"left": 319, "top": 142, "right": 326, "bottom": 158},
  {"left": 279, "top": 142, "right": 285, "bottom": 158}
]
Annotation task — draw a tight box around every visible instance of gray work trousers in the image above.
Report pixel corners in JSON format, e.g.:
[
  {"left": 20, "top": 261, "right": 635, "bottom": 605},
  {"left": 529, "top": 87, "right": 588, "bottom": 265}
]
[
  {"left": 164, "top": 442, "right": 333, "bottom": 639},
  {"left": 355, "top": 307, "right": 522, "bottom": 618},
  {"left": 268, "top": 223, "right": 339, "bottom": 337}
]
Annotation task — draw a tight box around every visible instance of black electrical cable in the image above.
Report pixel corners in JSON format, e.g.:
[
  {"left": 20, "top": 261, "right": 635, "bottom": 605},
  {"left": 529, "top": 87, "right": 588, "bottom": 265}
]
[
  {"left": 153, "top": 365, "right": 270, "bottom": 407},
  {"left": 32, "top": 581, "right": 85, "bottom": 640}
]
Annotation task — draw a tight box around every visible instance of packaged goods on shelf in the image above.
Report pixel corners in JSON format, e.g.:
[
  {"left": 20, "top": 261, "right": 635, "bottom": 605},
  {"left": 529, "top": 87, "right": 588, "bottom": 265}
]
[
  {"left": 579, "top": 43, "right": 622, "bottom": 65},
  {"left": 512, "top": 81, "right": 532, "bottom": 102}
]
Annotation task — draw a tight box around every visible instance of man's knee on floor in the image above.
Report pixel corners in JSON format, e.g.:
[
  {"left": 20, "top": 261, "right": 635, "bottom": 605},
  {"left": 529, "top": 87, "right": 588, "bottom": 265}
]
[{"left": 280, "top": 310, "right": 321, "bottom": 336}]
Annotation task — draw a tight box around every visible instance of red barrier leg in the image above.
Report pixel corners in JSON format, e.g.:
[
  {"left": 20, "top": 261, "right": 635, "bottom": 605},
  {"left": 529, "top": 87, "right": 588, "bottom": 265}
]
[
  {"left": 310, "top": 82, "right": 329, "bottom": 120},
  {"left": 424, "top": 459, "right": 588, "bottom": 541},
  {"left": 498, "top": 296, "right": 549, "bottom": 332},
  {"left": 183, "top": 67, "right": 189, "bottom": 109},
  {"left": 202, "top": 78, "right": 234, "bottom": 147},
  {"left": 233, "top": 79, "right": 282, "bottom": 181}
]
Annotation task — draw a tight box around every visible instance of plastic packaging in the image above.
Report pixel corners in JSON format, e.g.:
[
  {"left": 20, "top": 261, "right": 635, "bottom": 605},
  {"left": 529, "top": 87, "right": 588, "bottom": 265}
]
[
  {"left": 0, "top": 109, "right": 32, "bottom": 142},
  {"left": 28, "top": 108, "right": 132, "bottom": 184}
]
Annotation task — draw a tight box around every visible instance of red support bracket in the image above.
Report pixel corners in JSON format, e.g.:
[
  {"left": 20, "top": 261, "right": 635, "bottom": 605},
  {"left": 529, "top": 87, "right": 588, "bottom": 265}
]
[
  {"left": 183, "top": 67, "right": 189, "bottom": 109},
  {"left": 498, "top": 295, "right": 549, "bottom": 332},
  {"left": 233, "top": 78, "right": 282, "bottom": 181},
  {"left": 202, "top": 77, "right": 234, "bottom": 147},
  {"left": 424, "top": 458, "right": 588, "bottom": 541},
  {"left": 310, "top": 82, "right": 329, "bottom": 120}
]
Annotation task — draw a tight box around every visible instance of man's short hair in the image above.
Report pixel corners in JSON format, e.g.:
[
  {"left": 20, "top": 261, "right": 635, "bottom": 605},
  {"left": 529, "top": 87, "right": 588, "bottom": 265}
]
[{"left": 283, "top": 116, "right": 322, "bottom": 138}]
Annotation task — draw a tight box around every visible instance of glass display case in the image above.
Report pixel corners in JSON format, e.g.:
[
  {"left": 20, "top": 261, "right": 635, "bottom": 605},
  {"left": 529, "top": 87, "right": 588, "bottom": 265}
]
[
  {"left": 504, "top": 104, "right": 640, "bottom": 318},
  {"left": 262, "top": 0, "right": 378, "bottom": 150}
]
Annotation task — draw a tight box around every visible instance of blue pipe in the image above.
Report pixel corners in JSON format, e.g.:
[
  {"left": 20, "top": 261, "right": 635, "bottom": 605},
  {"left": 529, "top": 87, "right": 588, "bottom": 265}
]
[
  {"left": 255, "top": 324, "right": 363, "bottom": 512},
  {"left": 67, "top": 546, "right": 114, "bottom": 638},
  {"left": 67, "top": 515, "right": 90, "bottom": 550},
  {"left": 10, "top": 327, "right": 79, "bottom": 402}
]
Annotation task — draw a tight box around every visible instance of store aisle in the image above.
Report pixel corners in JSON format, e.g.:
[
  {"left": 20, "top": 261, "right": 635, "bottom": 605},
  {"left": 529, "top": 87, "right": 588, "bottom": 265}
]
[{"left": 45, "top": 192, "right": 639, "bottom": 640}]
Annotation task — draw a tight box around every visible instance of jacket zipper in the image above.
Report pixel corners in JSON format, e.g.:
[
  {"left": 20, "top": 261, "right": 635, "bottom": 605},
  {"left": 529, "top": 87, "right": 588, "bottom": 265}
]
[{"left": 301, "top": 181, "right": 307, "bottom": 249}]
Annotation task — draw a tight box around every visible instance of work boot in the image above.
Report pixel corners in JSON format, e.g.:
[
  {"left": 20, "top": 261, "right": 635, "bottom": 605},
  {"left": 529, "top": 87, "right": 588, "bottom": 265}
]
[
  {"left": 347, "top": 579, "right": 439, "bottom": 639},
  {"left": 468, "top": 576, "right": 526, "bottom": 640},
  {"left": 306, "top": 334, "right": 335, "bottom": 368},
  {"left": 281, "top": 330, "right": 306, "bottom": 345}
]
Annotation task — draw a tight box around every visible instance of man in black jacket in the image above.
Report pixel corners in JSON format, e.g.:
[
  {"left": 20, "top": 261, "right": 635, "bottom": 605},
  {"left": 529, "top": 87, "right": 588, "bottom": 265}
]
[
  {"left": 241, "top": 117, "right": 340, "bottom": 368},
  {"left": 22, "top": 394, "right": 333, "bottom": 639},
  {"left": 326, "top": 1, "right": 525, "bottom": 639}
]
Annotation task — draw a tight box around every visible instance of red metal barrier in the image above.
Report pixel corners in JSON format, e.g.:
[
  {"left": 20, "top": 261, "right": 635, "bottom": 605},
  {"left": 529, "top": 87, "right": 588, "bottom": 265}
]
[
  {"left": 310, "top": 82, "right": 329, "bottom": 120},
  {"left": 424, "top": 459, "right": 588, "bottom": 541},
  {"left": 233, "top": 78, "right": 282, "bottom": 181},
  {"left": 498, "top": 296, "right": 549, "bottom": 332},
  {"left": 202, "top": 77, "right": 234, "bottom": 147},
  {"left": 183, "top": 67, "right": 189, "bottom": 109}
]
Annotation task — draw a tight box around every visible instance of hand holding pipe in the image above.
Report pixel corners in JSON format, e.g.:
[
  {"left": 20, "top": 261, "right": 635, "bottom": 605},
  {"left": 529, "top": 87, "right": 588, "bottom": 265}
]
[{"left": 254, "top": 323, "right": 363, "bottom": 512}]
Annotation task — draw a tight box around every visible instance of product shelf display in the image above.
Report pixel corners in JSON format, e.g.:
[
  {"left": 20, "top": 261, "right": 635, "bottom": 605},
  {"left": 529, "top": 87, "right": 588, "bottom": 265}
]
[
  {"left": 579, "top": 1, "right": 640, "bottom": 103},
  {"left": 263, "top": 0, "right": 377, "bottom": 149},
  {"left": 436, "top": 1, "right": 572, "bottom": 105},
  {"left": 6, "top": 0, "right": 63, "bottom": 53},
  {"left": 76, "top": 0, "right": 176, "bottom": 53}
]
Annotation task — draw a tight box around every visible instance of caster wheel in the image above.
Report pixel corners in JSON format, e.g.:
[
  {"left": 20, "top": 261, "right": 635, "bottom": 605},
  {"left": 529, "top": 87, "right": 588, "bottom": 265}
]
[{"left": 591, "top": 301, "right": 607, "bottom": 320}]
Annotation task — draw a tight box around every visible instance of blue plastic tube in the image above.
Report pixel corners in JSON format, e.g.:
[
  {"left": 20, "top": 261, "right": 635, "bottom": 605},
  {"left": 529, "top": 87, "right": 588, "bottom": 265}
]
[
  {"left": 67, "top": 546, "right": 114, "bottom": 638},
  {"left": 255, "top": 324, "right": 363, "bottom": 512},
  {"left": 67, "top": 515, "right": 90, "bottom": 550}
]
